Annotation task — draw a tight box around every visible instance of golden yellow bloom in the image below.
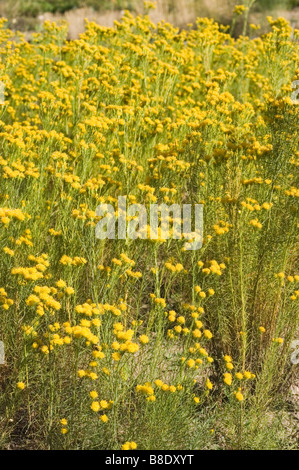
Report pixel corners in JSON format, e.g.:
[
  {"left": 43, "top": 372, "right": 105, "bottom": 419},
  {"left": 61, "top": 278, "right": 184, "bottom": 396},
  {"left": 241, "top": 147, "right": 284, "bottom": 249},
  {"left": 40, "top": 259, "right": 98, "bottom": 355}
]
[
  {"left": 91, "top": 401, "right": 100, "bottom": 412},
  {"left": 139, "top": 334, "right": 149, "bottom": 344},
  {"left": 206, "top": 379, "right": 213, "bottom": 390},
  {"left": 224, "top": 373, "right": 232, "bottom": 386},
  {"left": 235, "top": 391, "right": 244, "bottom": 402},
  {"left": 147, "top": 395, "right": 156, "bottom": 402},
  {"left": 234, "top": 5, "right": 248, "bottom": 15},
  {"left": 112, "top": 352, "right": 121, "bottom": 361},
  {"left": 204, "top": 330, "right": 213, "bottom": 339},
  {"left": 187, "top": 359, "right": 195, "bottom": 368},
  {"left": 122, "top": 441, "right": 137, "bottom": 450}
]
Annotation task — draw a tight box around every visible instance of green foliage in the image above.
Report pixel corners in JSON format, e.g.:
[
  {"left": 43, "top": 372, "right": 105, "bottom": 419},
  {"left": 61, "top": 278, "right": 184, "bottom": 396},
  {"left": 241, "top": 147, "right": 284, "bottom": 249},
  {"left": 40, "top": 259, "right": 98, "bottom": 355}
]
[
  {"left": 18, "top": 0, "right": 79, "bottom": 17},
  {"left": 254, "top": 0, "right": 299, "bottom": 10}
]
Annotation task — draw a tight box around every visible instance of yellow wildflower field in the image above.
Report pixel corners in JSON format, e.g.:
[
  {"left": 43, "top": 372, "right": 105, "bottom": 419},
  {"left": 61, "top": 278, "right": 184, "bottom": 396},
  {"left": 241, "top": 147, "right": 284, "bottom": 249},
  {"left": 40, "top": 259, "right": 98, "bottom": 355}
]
[{"left": 0, "top": 8, "right": 298, "bottom": 450}]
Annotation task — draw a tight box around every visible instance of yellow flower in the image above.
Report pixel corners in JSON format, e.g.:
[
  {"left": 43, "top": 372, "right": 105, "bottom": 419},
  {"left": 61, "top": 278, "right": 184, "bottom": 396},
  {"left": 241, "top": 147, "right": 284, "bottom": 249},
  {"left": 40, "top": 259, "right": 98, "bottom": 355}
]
[
  {"left": 234, "top": 5, "right": 247, "bottom": 15},
  {"left": 100, "top": 414, "right": 109, "bottom": 423},
  {"left": 112, "top": 352, "right": 121, "bottom": 361},
  {"left": 224, "top": 355, "right": 232, "bottom": 363},
  {"left": 17, "top": 382, "right": 25, "bottom": 390},
  {"left": 121, "top": 441, "right": 137, "bottom": 450},
  {"left": 206, "top": 378, "right": 213, "bottom": 390},
  {"left": 139, "top": 334, "right": 149, "bottom": 344},
  {"left": 3, "top": 247, "right": 14, "bottom": 256},
  {"left": 177, "top": 316, "right": 185, "bottom": 324},
  {"left": 89, "top": 372, "right": 98, "bottom": 380},
  {"left": 91, "top": 401, "right": 100, "bottom": 412},
  {"left": 235, "top": 391, "right": 244, "bottom": 402},
  {"left": 204, "top": 329, "right": 213, "bottom": 339},
  {"left": 187, "top": 359, "right": 195, "bottom": 368},
  {"left": 56, "top": 279, "right": 66, "bottom": 288},
  {"left": 144, "top": 1, "right": 156, "bottom": 11},
  {"left": 223, "top": 373, "right": 232, "bottom": 386},
  {"left": 276, "top": 272, "right": 285, "bottom": 279},
  {"left": 65, "top": 287, "right": 75, "bottom": 295},
  {"left": 192, "top": 329, "right": 202, "bottom": 338}
]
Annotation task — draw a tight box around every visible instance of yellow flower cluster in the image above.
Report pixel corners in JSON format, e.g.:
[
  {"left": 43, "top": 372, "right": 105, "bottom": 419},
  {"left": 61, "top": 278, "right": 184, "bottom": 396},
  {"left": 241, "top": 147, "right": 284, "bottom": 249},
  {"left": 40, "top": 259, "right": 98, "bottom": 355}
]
[{"left": 0, "top": 10, "right": 297, "bottom": 450}]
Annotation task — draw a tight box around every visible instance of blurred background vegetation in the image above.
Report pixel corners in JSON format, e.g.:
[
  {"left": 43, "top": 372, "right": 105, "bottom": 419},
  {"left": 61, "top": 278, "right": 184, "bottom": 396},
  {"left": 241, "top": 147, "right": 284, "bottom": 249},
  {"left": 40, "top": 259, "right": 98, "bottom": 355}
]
[
  {"left": 1, "top": 0, "right": 299, "bottom": 17},
  {"left": 1, "top": 0, "right": 299, "bottom": 35}
]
